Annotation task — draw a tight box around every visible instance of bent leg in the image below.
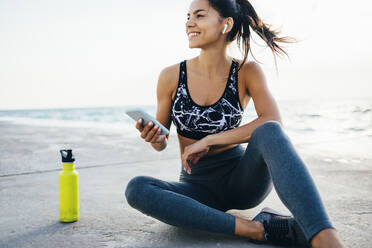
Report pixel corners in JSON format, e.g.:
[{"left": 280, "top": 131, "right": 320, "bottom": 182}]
[
  {"left": 226, "top": 144, "right": 273, "bottom": 210},
  {"left": 125, "top": 175, "right": 236, "bottom": 235},
  {"left": 230, "top": 121, "right": 335, "bottom": 242}
]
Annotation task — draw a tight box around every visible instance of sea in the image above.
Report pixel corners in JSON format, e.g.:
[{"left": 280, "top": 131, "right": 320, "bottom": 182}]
[{"left": 0, "top": 97, "right": 371, "bottom": 158}]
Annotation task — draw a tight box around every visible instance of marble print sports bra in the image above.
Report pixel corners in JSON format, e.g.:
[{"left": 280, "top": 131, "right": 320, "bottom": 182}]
[{"left": 170, "top": 59, "right": 244, "bottom": 140}]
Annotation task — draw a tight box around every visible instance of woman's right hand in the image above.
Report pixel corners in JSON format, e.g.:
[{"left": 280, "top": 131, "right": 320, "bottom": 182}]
[{"left": 135, "top": 118, "right": 167, "bottom": 144}]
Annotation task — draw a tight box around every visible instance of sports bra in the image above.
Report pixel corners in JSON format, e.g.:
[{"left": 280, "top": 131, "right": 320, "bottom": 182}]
[{"left": 170, "top": 59, "right": 244, "bottom": 140}]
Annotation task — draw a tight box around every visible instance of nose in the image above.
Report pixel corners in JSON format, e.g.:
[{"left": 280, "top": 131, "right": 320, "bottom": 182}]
[{"left": 186, "top": 19, "right": 196, "bottom": 28}]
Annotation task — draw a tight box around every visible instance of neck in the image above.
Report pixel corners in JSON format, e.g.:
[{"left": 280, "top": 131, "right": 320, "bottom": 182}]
[{"left": 196, "top": 45, "right": 232, "bottom": 79}]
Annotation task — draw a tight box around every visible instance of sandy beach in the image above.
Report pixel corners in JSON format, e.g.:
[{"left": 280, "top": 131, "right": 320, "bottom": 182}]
[{"left": 0, "top": 120, "right": 371, "bottom": 248}]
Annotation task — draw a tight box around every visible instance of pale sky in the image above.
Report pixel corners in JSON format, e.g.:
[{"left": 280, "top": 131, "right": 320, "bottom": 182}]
[{"left": 0, "top": 0, "right": 371, "bottom": 110}]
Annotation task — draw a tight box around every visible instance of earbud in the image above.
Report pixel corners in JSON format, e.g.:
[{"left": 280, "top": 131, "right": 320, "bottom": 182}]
[{"left": 222, "top": 24, "right": 228, "bottom": 34}]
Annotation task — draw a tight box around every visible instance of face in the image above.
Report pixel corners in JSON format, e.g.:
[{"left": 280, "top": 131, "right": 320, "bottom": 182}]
[{"left": 186, "top": 0, "right": 226, "bottom": 49}]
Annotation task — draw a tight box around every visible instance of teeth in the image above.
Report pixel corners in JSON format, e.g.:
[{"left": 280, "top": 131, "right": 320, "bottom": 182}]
[{"left": 188, "top": 32, "right": 200, "bottom": 38}]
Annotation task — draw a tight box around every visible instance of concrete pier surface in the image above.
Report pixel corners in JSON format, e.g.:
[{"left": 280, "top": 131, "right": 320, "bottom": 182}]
[{"left": 0, "top": 120, "right": 371, "bottom": 247}]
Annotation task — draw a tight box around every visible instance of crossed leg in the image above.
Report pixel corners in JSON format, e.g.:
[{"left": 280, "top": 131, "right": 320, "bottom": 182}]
[
  {"left": 125, "top": 121, "right": 338, "bottom": 245},
  {"left": 125, "top": 175, "right": 236, "bottom": 235}
]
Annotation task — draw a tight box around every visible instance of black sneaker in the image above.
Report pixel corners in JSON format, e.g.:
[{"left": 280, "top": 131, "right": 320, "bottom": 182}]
[{"left": 250, "top": 207, "right": 310, "bottom": 247}]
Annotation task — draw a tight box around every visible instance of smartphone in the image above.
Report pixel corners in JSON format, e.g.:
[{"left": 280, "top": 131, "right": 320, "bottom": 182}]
[{"left": 125, "top": 108, "right": 170, "bottom": 136}]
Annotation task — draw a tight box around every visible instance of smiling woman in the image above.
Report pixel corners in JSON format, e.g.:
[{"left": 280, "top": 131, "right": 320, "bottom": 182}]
[
  {"left": 124, "top": 0, "right": 346, "bottom": 247},
  {"left": 186, "top": 0, "right": 296, "bottom": 71}
]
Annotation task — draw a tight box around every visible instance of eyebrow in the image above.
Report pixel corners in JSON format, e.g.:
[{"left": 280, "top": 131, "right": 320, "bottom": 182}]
[{"left": 187, "top": 9, "right": 207, "bottom": 16}]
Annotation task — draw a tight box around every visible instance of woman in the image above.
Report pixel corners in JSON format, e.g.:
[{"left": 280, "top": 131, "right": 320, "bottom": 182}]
[{"left": 125, "top": 0, "right": 346, "bottom": 247}]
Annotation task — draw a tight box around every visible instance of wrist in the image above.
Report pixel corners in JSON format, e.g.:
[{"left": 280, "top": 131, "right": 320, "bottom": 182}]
[{"left": 204, "top": 134, "right": 216, "bottom": 147}]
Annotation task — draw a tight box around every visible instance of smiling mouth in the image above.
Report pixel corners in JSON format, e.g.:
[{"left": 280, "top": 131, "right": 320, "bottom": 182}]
[{"left": 188, "top": 32, "right": 200, "bottom": 39}]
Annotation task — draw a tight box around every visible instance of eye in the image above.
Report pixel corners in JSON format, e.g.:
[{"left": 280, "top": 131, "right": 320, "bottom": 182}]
[{"left": 186, "top": 14, "right": 204, "bottom": 21}]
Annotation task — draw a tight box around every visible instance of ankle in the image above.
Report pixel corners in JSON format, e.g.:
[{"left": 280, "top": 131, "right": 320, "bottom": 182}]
[
  {"left": 311, "top": 228, "right": 346, "bottom": 248},
  {"left": 235, "top": 217, "right": 264, "bottom": 240},
  {"left": 251, "top": 221, "right": 265, "bottom": 240}
]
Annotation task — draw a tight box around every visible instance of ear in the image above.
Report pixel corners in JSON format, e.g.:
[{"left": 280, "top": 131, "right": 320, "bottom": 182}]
[{"left": 224, "top": 17, "right": 234, "bottom": 33}]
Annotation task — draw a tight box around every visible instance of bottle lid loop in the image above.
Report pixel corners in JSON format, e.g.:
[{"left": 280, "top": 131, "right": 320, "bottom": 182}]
[{"left": 60, "top": 149, "right": 75, "bottom": 163}]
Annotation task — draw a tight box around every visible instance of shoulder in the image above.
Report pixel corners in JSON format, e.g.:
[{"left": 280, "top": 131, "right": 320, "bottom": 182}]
[
  {"left": 244, "top": 61, "right": 265, "bottom": 77},
  {"left": 157, "top": 61, "right": 182, "bottom": 98},
  {"left": 235, "top": 60, "right": 266, "bottom": 84},
  {"left": 234, "top": 59, "right": 264, "bottom": 78},
  {"left": 233, "top": 59, "right": 267, "bottom": 97},
  {"left": 158, "top": 62, "right": 180, "bottom": 84}
]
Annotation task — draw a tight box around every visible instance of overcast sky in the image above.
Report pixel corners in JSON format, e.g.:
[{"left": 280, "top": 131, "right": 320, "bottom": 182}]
[{"left": 0, "top": 0, "right": 371, "bottom": 110}]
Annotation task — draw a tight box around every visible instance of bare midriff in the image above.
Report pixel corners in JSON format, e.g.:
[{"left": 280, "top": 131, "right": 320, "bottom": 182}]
[{"left": 177, "top": 133, "right": 238, "bottom": 158}]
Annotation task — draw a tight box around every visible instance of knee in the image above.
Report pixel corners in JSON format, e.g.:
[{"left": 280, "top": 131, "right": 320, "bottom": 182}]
[
  {"left": 251, "top": 120, "right": 283, "bottom": 142},
  {"left": 125, "top": 176, "right": 151, "bottom": 208}
]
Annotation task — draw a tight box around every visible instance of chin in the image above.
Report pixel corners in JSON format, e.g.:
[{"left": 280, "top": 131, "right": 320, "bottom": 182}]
[
  {"left": 188, "top": 42, "right": 200, "bottom": 49},
  {"left": 189, "top": 44, "right": 200, "bottom": 49},
  {"left": 189, "top": 40, "right": 208, "bottom": 49}
]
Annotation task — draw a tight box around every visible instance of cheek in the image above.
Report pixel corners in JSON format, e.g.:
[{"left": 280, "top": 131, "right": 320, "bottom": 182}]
[
  {"left": 204, "top": 28, "right": 220, "bottom": 40},
  {"left": 200, "top": 23, "right": 219, "bottom": 38},
  {"left": 203, "top": 21, "right": 221, "bottom": 37}
]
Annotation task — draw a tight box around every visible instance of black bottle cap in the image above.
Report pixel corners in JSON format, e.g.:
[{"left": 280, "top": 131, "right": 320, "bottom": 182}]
[{"left": 60, "top": 149, "right": 75, "bottom": 163}]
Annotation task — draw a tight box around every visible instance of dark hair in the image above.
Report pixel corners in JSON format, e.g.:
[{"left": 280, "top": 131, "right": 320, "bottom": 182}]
[{"left": 208, "top": 0, "right": 297, "bottom": 71}]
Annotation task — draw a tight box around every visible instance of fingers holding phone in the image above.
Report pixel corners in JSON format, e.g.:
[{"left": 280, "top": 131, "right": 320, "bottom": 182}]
[
  {"left": 136, "top": 118, "right": 166, "bottom": 144},
  {"left": 126, "top": 108, "right": 169, "bottom": 145},
  {"left": 141, "top": 120, "right": 159, "bottom": 142},
  {"left": 135, "top": 118, "right": 144, "bottom": 132}
]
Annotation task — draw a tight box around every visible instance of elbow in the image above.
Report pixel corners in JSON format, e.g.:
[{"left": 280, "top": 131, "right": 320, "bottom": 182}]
[
  {"left": 262, "top": 115, "right": 284, "bottom": 127},
  {"left": 275, "top": 118, "right": 284, "bottom": 127}
]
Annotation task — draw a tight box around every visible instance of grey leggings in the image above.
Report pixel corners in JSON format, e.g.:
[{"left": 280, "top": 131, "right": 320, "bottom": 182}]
[{"left": 125, "top": 121, "right": 335, "bottom": 243}]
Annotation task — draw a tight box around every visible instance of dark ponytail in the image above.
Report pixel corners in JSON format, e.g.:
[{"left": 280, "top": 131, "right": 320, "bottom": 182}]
[{"left": 208, "top": 0, "right": 297, "bottom": 72}]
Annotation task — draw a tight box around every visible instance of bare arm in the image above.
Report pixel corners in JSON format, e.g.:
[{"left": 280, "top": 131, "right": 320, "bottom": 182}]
[
  {"left": 205, "top": 61, "right": 283, "bottom": 147},
  {"left": 150, "top": 66, "right": 176, "bottom": 151}
]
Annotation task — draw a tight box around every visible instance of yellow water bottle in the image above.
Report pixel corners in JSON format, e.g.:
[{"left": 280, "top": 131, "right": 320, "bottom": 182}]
[{"left": 59, "top": 149, "right": 79, "bottom": 222}]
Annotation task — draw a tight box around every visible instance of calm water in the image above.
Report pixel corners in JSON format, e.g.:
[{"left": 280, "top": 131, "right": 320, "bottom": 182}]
[{"left": 1, "top": 97, "right": 371, "bottom": 156}]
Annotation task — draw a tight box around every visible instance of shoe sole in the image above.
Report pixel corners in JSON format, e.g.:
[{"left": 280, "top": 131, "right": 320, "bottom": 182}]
[{"left": 260, "top": 207, "right": 292, "bottom": 217}]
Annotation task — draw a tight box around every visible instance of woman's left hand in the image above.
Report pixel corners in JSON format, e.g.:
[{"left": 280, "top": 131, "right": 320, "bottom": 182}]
[{"left": 181, "top": 138, "right": 210, "bottom": 174}]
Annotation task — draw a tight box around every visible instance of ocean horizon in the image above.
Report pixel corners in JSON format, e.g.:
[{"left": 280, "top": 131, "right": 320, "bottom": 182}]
[{"left": 1, "top": 97, "right": 371, "bottom": 159}]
